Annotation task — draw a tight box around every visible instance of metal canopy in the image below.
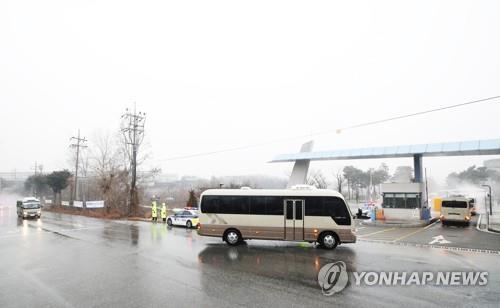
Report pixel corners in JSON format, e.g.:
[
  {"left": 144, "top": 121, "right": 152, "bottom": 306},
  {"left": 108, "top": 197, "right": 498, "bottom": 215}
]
[{"left": 270, "top": 139, "right": 500, "bottom": 163}]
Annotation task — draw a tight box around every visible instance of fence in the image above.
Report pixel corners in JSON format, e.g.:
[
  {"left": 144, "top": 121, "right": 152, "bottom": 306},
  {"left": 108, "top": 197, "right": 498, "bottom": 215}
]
[{"left": 46, "top": 200, "right": 105, "bottom": 208}]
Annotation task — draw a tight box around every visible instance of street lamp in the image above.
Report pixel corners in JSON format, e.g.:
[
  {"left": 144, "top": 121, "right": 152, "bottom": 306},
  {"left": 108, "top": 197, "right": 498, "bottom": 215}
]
[{"left": 482, "top": 184, "right": 492, "bottom": 215}]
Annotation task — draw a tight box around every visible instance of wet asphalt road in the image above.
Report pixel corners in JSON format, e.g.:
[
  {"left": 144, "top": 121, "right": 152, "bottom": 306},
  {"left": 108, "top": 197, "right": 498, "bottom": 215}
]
[
  {"left": 1, "top": 205, "right": 499, "bottom": 308},
  {"left": 356, "top": 215, "right": 500, "bottom": 252}
]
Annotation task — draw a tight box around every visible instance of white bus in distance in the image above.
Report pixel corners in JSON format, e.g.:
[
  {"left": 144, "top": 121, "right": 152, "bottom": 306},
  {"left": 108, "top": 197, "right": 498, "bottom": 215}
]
[
  {"left": 440, "top": 197, "right": 473, "bottom": 226},
  {"left": 197, "top": 186, "right": 356, "bottom": 249}
]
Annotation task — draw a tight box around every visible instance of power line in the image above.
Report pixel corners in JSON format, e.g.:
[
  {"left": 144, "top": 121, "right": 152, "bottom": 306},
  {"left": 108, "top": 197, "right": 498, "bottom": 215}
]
[
  {"left": 30, "top": 161, "right": 43, "bottom": 197},
  {"left": 334, "top": 95, "right": 500, "bottom": 134},
  {"left": 155, "top": 135, "right": 313, "bottom": 162},
  {"left": 154, "top": 95, "right": 500, "bottom": 162}
]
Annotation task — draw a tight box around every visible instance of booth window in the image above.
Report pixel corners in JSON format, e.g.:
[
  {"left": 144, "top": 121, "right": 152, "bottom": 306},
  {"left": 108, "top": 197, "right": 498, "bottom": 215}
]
[
  {"left": 383, "top": 193, "right": 421, "bottom": 209},
  {"left": 383, "top": 193, "right": 395, "bottom": 208},
  {"left": 394, "top": 194, "right": 406, "bottom": 208},
  {"left": 405, "top": 194, "right": 420, "bottom": 208}
]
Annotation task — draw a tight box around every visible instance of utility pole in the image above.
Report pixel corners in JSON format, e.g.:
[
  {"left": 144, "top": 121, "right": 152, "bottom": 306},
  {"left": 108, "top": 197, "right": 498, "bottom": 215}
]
[
  {"left": 30, "top": 161, "right": 38, "bottom": 197},
  {"left": 121, "top": 104, "right": 146, "bottom": 216},
  {"left": 70, "top": 129, "right": 87, "bottom": 205}
]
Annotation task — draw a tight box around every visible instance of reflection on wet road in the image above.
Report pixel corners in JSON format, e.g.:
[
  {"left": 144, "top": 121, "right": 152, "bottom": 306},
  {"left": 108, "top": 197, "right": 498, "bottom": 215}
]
[
  {"left": 0, "top": 205, "right": 499, "bottom": 308},
  {"left": 199, "top": 243, "right": 358, "bottom": 289}
]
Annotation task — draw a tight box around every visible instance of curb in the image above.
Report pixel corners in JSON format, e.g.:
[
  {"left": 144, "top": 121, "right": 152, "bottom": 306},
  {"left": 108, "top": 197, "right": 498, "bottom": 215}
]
[
  {"left": 358, "top": 237, "right": 500, "bottom": 255},
  {"left": 488, "top": 216, "right": 500, "bottom": 233},
  {"left": 361, "top": 217, "right": 438, "bottom": 228},
  {"left": 487, "top": 227, "right": 500, "bottom": 233},
  {"left": 127, "top": 217, "right": 153, "bottom": 222},
  {"left": 476, "top": 214, "right": 500, "bottom": 234}
]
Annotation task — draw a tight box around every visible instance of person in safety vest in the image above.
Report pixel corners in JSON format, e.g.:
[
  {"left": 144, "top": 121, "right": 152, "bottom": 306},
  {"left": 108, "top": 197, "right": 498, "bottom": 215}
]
[
  {"left": 161, "top": 203, "right": 167, "bottom": 222},
  {"left": 151, "top": 200, "right": 158, "bottom": 222}
]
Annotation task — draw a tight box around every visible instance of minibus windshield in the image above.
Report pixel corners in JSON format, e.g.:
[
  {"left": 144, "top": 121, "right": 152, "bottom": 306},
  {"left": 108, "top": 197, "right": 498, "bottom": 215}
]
[{"left": 23, "top": 202, "right": 41, "bottom": 209}]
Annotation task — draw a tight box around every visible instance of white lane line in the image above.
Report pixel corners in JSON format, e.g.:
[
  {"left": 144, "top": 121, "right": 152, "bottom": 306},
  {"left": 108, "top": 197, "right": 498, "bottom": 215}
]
[
  {"left": 39, "top": 218, "right": 87, "bottom": 228},
  {"left": 357, "top": 227, "right": 396, "bottom": 238},
  {"left": 60, "top": 226, "right": 105, "bottom": 232},
  {"left": 0, "top": 226, "right": 104, "bottom": 239},
  {"left": 476, "top": 214, "right": 483, "bottom": 232},
  {"left": 392, "top": 220, "right": 438, "bottom": 243}
]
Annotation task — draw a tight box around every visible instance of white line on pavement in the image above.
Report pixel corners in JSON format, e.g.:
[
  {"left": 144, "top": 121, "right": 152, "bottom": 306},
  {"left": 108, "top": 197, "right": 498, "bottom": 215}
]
[
  {"left": 392, "top": 220, "right": 439, "bottom": 243},
  {"left": 358, "top": 227, "right": 396, "bottom": 238},
  {"left": 60, "top": 226, "right": 105, "bottom": 232}
]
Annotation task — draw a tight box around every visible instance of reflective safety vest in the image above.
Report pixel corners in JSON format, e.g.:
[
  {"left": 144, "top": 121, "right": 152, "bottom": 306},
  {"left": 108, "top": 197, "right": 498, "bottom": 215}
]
[
  {"left": 161, "top": 204, "right": 167, "bottom": 219},
  {"left": 151, "top": 202, "right": 158, "bottom": 218}
]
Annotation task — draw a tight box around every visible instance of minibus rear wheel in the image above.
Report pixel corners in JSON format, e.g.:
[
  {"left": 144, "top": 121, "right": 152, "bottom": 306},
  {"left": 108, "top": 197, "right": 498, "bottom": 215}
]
[{"left": 319, "top": 231, "right": 338, "bottom": 250}]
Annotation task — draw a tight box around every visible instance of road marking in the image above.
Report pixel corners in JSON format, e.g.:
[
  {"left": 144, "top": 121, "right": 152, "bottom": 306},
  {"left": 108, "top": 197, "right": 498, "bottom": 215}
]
[
  {"left": 60, "top": 226, "right": 104, "bottom": 232},
  {"left": 41, "top": 217, "right": 87, "bottom": 228},
  {"left": 429, "top": 235, "right": 451, "bottom": 245},
  {"left": 0, "top": 226, "right": 104, "bottom": 239},
  {"left": 392, "top": 220, "right": 438, "bottom": 242},
  {"left": 357, "top": 227, "right": 396, "bottom": 238},
  {"left": 477, "top": 214, "right": 484, "bottom": 232}
]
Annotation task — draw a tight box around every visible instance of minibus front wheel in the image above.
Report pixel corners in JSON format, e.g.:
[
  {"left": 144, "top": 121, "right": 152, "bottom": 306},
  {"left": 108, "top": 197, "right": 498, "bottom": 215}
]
[{"left": 223, "top": 229, "right": 242, "bottom": 246}]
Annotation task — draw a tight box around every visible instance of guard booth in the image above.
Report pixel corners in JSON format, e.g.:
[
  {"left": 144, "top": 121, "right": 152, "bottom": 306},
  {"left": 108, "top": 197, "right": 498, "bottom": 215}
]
[{"left": 380, "top": 183, "right": 425, "bottom": 221}]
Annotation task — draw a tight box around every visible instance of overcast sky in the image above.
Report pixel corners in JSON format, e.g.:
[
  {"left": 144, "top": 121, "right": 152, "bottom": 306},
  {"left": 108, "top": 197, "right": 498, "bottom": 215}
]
[{"left": 1, "top": 0, "right": 499, "bottom": 184}]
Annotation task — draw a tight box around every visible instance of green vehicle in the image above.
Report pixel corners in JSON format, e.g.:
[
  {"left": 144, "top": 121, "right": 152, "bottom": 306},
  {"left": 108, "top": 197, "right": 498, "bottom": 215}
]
[{"left": 16, "top": 197, "right": 42, "bottom": 219}]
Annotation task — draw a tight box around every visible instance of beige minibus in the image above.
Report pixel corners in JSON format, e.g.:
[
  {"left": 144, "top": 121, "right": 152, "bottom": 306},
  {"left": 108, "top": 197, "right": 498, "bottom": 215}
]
[{"left": 197, "top": 186, "right": 356, "bottom": 249}]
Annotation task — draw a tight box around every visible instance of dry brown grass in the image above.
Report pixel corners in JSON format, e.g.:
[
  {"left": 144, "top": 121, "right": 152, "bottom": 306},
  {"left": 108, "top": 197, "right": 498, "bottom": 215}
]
[{"left": 45, "top": 205, "right": 151, "bottom": 220}]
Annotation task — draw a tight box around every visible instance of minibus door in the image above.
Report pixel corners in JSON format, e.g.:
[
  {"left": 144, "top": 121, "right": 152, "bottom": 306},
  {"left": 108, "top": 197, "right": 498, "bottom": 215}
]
[{"left": 284, "top": 199, "right": 304, "bottom": 241}]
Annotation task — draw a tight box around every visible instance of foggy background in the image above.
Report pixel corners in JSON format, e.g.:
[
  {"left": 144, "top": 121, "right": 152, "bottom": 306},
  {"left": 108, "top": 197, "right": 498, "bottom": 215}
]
[{"left": 1, "top": 0, "right": 500, "bottom": 186}]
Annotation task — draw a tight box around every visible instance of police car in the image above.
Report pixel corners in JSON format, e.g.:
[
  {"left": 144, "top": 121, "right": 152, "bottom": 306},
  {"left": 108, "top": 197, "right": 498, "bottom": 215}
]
[
  {"left": 356, "top": 202, "right": 375, "bottom": 219},
  {"left": 166, "top": 209, "right": 199, "bottom": 228}
]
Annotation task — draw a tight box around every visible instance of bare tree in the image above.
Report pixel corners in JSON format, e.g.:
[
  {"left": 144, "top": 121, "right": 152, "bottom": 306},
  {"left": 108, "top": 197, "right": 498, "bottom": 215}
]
[
  {"left": 333, "top": 168, "right": 345, "bottom": 194},
  {"left": 307, "top": 170, "right": 329, "bottom": 189},
  {"left": 90, "top": 133, "right": 129, "bottom": 214}
]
